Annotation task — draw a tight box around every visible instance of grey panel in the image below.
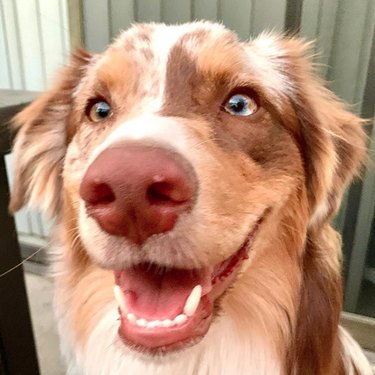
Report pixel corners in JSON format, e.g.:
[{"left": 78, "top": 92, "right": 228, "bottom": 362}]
[
  {"left": 327, "top": 0, "right": 374, "bottom": 105},
  {"left": 192, "top": 0, "right": 218, "bottom": 21},
  {"left": 219, "top": 0, "right": 252, "bottom": 40},
  {"left": 81, "top": 0, "right": 288, "bottom": 42},
  {"left": 110, "top": 0, "right": 135, "bottom": 37},
  {"left": 82, "top": 0, "right": 110, "bottom": 52},
  {"left": 300, "top": 0, "right": 320, "bottom": 40},
  {"left": 162, "top": 0, "right": 192, "bottom": 23},
  {"left": 313, "top": 0, "right": 340, "bottom": 78},
  {"left": 136, "top": 0, "right": 161, "bottom": 22},
  {"left": 251, "top": 0, "right": 286, "bottom": 36},
  {"left": 345, "top": 118, "right": 375, "bottom": 312}
]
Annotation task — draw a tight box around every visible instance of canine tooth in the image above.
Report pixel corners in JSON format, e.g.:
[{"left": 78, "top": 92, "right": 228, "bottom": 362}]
[
  {"left": 136, "top": 318, "right": 147, "bottom": 327},
  {"left": 183, "top": 285, "right": 202, "bottom": 317},
  {"left": 127, "top": 313, "right": 136, "bottom": 323},
  {"left": 174, "top": 314, "right": 188, "bottom": 325},
  {"left": 113, "top": 286, "right": 127, "bottom": 313},
  {"left": 147, "top": 320, "right": 161, "bottom": 329},
  {"left": 161, "top": 319, "right": 174, "bottom": 328}
]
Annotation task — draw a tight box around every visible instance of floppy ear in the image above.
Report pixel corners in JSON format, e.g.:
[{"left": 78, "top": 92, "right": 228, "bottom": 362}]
[
  {"left": 249, "top": 35, "right": 368, "bottom": 373},
  {"left": 287, "top": 40, "right": 367, "bottom": 228},
  {"left": 9, "top": 49, "right": 92, "bottom": 216},
  {"left": 252, "top": 35, "right": 367, "bottom": 228}
]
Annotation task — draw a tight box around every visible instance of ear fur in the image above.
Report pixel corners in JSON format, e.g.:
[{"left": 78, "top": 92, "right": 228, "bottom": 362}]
[
  {"left": 284, "top": 38, "right": 367, "bottom": 227},
  {"left": 251, "top": 34, "right": 368, "bottom": 228},
  {"left": 9, "top": 49, "right": 92, "bottom": 216}
]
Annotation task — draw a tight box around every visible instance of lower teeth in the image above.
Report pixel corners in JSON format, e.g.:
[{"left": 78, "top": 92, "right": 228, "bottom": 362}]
[{"left": 127, "top": 313, "right": 189, "bottom": 329}]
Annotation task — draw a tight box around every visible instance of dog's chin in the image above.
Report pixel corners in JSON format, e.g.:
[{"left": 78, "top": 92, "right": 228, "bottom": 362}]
[{"left": 111, "top": 220, "right": 262, "bottom": 355}]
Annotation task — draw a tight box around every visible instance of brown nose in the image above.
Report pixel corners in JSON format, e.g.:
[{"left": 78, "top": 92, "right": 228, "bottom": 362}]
[{"left": 79, "top": 144, "right": 196, "bottom": 245}]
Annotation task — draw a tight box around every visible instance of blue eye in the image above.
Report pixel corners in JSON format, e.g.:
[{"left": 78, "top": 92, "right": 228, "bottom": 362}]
[
  {"left": 88, "top": 101, "right": 112, "bottom": 122},
  {"left": 224, "top": 94, "right": 258, "bottom": 116}
]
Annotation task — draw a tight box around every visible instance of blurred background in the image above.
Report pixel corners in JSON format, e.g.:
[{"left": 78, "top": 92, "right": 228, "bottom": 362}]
[{"left": 1, "top": 0, "right": 375, "bottom": 373}]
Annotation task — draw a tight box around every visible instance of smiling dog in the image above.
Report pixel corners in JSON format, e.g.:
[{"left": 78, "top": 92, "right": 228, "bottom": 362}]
[{"left": 10, "top": 22, "right": 373, "bottom": 374}]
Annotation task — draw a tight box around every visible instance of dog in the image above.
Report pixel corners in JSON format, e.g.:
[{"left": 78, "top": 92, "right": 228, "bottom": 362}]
[{"left": 9, "top": 21, "right": 373, "bottom": 374}]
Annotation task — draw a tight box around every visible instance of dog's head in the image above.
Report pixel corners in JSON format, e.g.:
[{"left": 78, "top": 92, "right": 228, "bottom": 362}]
[{"left": 10, "top": 22, "right": 366, "bottom": 354}]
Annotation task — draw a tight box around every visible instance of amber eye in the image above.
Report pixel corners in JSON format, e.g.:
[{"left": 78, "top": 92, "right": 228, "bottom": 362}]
[
  {"left": 87, "top": 101, "right": 112, "bottom": 122},
  {"left": 224, "top": 94, "right": 258, "bottom": 116}
]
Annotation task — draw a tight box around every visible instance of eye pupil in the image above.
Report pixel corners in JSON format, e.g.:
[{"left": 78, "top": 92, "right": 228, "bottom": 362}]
[
  {"left": 228, "top": 97, "right": 246, "bottom": 113},
  {"left": 224, "top": 93, "right": 258, "bottom": 117},
  {"left": 96, "top": 103, "right": 110, "bottom": 118},
  {"left": 88, "top": 100, "right": 112, "bottom": 122}
]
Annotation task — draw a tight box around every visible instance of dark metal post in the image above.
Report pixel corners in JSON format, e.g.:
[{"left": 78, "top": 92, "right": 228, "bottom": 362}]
[
  {"left": 0, "top": 93, "right": 40, "bottom": 374},
  {"left": 284, "top": 0, "right": 304, "bottom": 34}
]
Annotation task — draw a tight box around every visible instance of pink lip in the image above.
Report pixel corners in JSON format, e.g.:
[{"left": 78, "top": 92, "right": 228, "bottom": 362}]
[{"left": 118, "top": 295, "right": 212, "bottom": 352}]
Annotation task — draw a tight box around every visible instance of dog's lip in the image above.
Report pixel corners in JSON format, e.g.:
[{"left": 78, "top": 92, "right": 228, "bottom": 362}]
[
  {"left": 118, "top": 295, "right": 213, "bottom": 353},
  {"left": 115, "top": 217, "right": 263, "bottom": 352}
]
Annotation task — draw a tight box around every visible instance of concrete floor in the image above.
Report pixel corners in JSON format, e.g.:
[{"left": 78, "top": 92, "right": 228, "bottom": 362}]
[
  {"left": 25, "top": 272, "right": 66, "bottom": 375},
  {"left": 25, "top": 271, "right": 375, "bottom": 375}
]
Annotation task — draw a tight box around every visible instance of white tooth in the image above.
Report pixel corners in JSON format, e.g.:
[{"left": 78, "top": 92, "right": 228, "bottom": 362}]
[
  {"left": 147, "top": 320, "right": 161, "bottom": 329},
  {"left": 161, "top": 319, "right": 174, "bottom": 328},
  {"left": 174, "top": 314, "right": 188, "bottom": 325},
  {"left": 183, "top": 285, "right": 202, "bottom": 317},
  {"left": 136, "top": 318, "right": 147, "bottom": 327},
  {"left": 127, "top": 313, "right": 136, "bottom": 323},
  {"left": 114, "top": 286, "right": 128, "bottom": 313}
]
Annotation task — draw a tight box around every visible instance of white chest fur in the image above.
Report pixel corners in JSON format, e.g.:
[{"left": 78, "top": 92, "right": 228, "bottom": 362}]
[{"left": 58, "top": 304, "right": 282, "bottom": 375}]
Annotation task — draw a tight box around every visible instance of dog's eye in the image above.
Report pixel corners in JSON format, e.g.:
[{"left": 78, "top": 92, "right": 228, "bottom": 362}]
[
  {"left": 224, "top": 94, "right": 258, "bottom": 116},
  {"left": 87, "top": 101, "right": 112, "bottom": 122}
]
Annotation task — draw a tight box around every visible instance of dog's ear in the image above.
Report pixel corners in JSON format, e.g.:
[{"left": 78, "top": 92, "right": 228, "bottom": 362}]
[
  {"left": 9, "top": 49, "right": 92, "bottom": 216},
  {"left": 250, "top": 35, "right": 367, "bottom": 229}
]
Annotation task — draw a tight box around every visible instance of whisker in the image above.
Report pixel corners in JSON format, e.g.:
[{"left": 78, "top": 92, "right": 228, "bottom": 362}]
[
  {"left": 104, "top": 337, "right": 118, "bottom": 352},
  {"left": 0, "top": 246, "right": 45, "bottom": 278},
  {"left": 190, "top": 136, "right": 230, "bottom": 151},
  {"left": 280, "top": 221, "right": 301, "bottom": 235},
  {"left": 70, "top": 231, "right": 82, "bottom": 249}
]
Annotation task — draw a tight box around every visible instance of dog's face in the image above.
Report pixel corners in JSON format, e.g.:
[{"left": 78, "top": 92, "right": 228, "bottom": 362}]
[
  {"left": 64, "top": 23, "right": 304, "bottom": 351},
  {"left": 10, "top": 22, "right": 365, "bottom": 356}
]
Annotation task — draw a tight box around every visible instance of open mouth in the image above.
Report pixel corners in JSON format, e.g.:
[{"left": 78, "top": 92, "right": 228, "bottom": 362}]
[{"left": 113, "top": 219, "right": 262, "bottom": 353}]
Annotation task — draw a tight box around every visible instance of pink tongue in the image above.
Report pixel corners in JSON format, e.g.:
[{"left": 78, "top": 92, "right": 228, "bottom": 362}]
[{"left": 115, "top": 264, "right": 212, "bottom": 320}]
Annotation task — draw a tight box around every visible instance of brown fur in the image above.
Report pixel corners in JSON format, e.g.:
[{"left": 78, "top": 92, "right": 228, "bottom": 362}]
[{"left": 9, "top": 49, "right": 92, "bottom": 215}]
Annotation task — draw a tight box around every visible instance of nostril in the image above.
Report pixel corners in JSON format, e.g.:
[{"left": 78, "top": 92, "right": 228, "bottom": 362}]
[
  {"left": 88, "top": 182, "right": 116, "bottom": 205},
  {"left": 147, "top": 181, "right": 179, "bottom": 205},
  {"left": 146, "top": 176, "right": 193, "bottom": 206}
]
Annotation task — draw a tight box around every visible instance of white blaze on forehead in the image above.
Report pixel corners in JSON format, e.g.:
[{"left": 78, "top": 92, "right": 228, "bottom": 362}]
[
  {"left": 90, "top": 115, "right": 195, "bottom": 166},
  {"left": 113, "top": 21, "right": 227, "bottom": 64},
  {"left": 111, "top": 24, "right": 190, "bottom": 113},
  {"left": 111, "top": 22, "right": 228, "bottom": 113},
  {"left": 146, "top": 24, "right": 190, "bottom": 112},
  {"left": 113, "top": 23, "right": 189, "bottom": 64}
]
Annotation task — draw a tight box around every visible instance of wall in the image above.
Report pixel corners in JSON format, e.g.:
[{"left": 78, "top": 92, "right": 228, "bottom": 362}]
[
  {"left": 0, "top": 0, "right": 70, "bottom": 91},
  {"left": 0, "top": 0, "right": 70, "bottom": 240}
]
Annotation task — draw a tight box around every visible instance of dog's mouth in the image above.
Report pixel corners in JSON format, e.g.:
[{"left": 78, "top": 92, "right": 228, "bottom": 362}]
[{"left": 113, "top": 219, "right": 262, "bottom": 353}]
